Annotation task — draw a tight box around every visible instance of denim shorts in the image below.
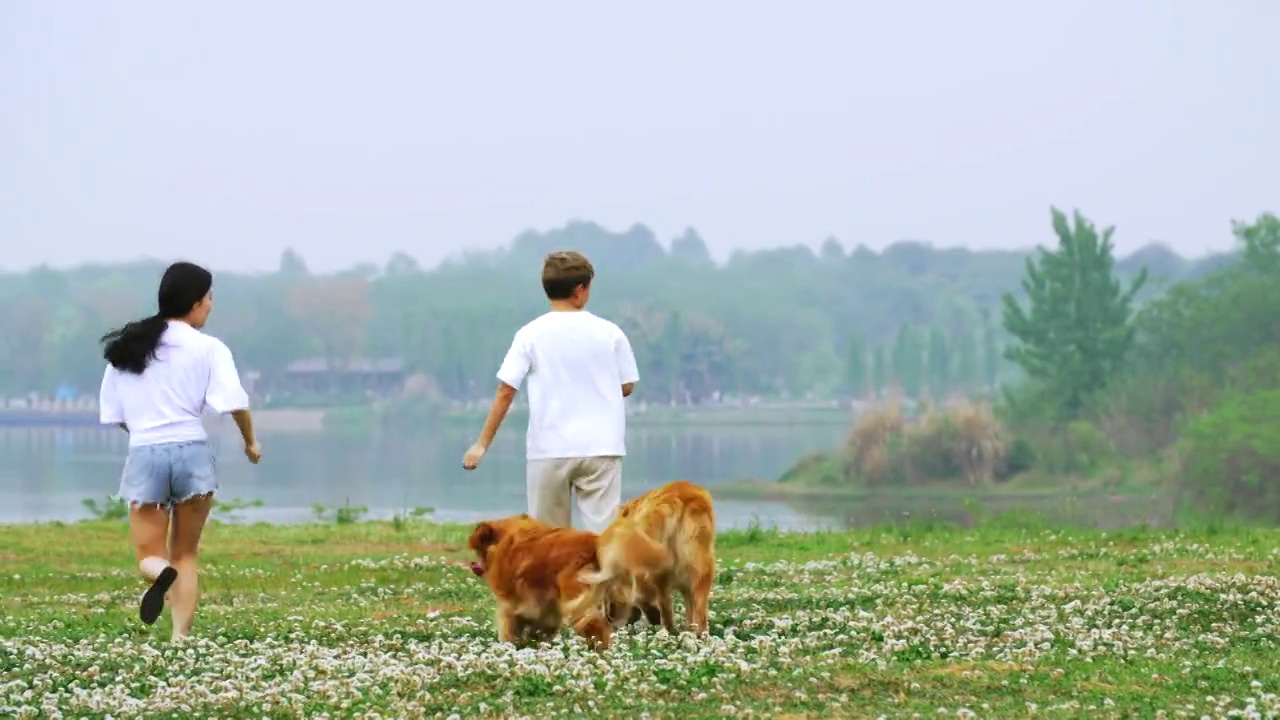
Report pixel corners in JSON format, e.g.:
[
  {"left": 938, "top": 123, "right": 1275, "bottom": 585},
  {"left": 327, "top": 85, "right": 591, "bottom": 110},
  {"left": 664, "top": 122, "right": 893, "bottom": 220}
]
[{"left": 117, "top": 440, "right": 218, "bottom": 509}]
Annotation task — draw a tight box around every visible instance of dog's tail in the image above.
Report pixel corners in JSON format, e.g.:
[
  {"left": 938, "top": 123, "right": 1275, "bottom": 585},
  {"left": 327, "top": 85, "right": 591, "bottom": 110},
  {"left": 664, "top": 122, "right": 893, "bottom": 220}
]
[
  {"left": 568, "top": 522, "right": 672, "bottom": 623},
  {"left": 581, "top": 522, "right": 672, "bottom": 586}
]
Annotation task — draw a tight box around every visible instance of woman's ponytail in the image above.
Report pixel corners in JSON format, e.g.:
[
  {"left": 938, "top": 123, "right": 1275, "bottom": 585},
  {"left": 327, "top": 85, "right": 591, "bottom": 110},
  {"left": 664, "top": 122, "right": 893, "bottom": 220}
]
[
  {"left": 101, "top": 314, "right": 169, "bottom": 375},
  {"left": 100, "top": 261, "right": 213, "bottom": 374}
]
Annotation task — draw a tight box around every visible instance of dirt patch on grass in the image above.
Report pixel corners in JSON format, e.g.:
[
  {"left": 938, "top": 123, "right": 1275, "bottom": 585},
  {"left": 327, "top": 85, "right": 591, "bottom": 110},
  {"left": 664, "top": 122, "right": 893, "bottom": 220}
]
[
  {"left": 371, "top": 603, "right": 469, "bottom": 620},
  {"left": 920, "top": 661, "right": 1024, "bottom": 678},
  {"left": 1161, "top": 558, "right": 1273, "bottom": 573},
  {"left": 217, "top": 541, "right": 459, "bottom": 563}
]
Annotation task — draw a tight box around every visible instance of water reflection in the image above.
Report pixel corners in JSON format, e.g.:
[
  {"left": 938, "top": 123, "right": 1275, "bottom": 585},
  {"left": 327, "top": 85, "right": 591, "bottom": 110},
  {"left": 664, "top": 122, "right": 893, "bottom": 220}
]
[
  {"left": 0, "top": 424, "right": 1170, "bottom": 530},
  {"left": 0, "top": 422, "right": 844, "bottom": 528}
]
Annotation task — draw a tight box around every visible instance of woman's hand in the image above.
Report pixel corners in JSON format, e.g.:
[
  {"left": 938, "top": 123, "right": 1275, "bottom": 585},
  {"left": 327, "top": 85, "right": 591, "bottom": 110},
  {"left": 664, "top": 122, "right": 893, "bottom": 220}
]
[{"left": 244, "top": 442, "right": 262, "bottom": 464}]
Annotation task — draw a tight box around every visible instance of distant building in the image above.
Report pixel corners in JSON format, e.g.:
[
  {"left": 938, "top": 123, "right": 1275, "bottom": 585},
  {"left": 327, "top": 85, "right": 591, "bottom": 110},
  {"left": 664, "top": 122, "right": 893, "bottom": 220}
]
[{"left": 254, "top": 357, "right": 406, "bottom": 401}]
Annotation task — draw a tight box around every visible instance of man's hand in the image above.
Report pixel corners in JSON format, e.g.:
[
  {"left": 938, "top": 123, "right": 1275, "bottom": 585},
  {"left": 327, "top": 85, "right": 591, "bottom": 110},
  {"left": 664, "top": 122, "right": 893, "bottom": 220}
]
[
  {"left": 244, "top": 442, "right": 262, "bottom": 464},
  {"left": 463, "top": 442, "right": 487, "bottom": 470}
]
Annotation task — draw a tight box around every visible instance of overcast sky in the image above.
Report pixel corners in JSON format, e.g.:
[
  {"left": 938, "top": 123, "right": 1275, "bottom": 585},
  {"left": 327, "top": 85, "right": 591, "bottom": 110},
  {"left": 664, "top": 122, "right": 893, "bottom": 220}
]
[{"left": 2, "top": 1, "right": 1277, "bottom": 273}]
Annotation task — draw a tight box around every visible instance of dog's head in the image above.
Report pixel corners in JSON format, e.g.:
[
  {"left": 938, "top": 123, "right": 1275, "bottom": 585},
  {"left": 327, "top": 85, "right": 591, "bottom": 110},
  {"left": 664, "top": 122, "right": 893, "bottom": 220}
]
[
  {"left": 603, "top": 577, "right": 639, "bottom": 626},
  {"left": 467, "top": 514, "right": 538, "bottom": 576}
]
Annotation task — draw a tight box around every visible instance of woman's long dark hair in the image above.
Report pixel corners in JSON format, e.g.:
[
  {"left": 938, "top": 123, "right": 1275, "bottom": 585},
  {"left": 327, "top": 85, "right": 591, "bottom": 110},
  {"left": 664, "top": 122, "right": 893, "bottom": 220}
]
[{"left": 101, "top": 261, "right": 213, "bottom": 374}]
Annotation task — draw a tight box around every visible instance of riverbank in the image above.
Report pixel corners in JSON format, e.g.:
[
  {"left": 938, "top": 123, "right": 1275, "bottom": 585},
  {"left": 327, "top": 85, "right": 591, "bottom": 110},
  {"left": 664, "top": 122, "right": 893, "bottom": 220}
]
[
  {"left": 714, "top": 477, "right": 1160, "bottom": 503},
  {"left": 0, "top": 403, "right": 854, "bottom": 431},
  {"left": 713, "top": 478, "right": 1175, "bottom": 529},
  {"left": 2, "top": 520, "right": 1278, "bottom": 717},
  {"left": 430, "top": 402, "right": 853, "bottom": 429}
]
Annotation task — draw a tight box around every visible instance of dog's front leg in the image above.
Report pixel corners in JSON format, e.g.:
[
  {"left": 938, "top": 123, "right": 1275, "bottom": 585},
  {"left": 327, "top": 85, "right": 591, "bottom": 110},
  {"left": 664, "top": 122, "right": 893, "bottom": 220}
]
[
  {"left": 496, "top": 606, "right": 519, "bottom": 643},
  {"left": 573, "top": 613, "right": 612, "bottom": 651},
  {"left": 655, "top": 578, "right": 678, "bottom": 634}
]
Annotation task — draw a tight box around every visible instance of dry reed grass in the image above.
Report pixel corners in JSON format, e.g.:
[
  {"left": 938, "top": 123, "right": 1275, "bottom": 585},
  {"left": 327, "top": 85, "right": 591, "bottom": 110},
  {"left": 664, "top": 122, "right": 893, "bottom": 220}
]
[{"left": 844, "top": 397, "right": 1010, "bottom": 486}]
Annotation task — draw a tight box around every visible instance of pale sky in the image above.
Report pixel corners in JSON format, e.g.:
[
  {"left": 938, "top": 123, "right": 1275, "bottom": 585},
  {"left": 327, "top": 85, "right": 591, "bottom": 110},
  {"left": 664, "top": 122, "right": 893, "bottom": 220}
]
[{"left": 2, "top": 0, "right": 1277, "bottom": 273}]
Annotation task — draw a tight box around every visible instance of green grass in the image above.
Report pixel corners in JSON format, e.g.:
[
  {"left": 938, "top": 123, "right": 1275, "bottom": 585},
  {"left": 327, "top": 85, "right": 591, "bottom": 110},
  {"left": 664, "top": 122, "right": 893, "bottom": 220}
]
[{"left": 3, "top": 519, "right": 1280, "bottom": 718}]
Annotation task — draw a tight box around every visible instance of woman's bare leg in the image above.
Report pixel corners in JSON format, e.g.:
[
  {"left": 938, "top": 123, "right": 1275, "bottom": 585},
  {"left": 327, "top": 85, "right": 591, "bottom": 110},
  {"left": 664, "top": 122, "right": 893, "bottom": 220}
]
[
  {"left": 130, "top": 504, "right": 170, "bottom": 570},
  {"left": 130, "top": 503, "right": 177, "bottom": 624},
  {"left": 168, "top": 494, "right": 213, "bottom": 640}
]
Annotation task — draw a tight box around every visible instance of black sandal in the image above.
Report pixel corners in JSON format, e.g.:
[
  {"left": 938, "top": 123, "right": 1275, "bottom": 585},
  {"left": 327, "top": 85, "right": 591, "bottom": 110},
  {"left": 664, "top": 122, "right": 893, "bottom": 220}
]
[{"left": 140, "top": 566, "right": 178, "bottom": 625}]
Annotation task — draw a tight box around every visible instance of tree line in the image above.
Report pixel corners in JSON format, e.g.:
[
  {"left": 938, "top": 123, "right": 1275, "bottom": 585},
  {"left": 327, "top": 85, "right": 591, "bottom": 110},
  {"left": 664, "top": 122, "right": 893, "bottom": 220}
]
[
  {"left": 795, "top": 205, "right": 1280, "bottom": 522},
  {"left": 0, "top": 220, "right": 1225, "bottom": 404},
  {"left": 1001, "top": 208, "right": 1280, "bottom": 520}
]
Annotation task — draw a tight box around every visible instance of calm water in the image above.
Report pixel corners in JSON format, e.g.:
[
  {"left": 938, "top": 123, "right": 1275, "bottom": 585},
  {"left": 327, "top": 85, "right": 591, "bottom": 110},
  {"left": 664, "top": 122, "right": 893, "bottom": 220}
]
[
  {"left": 0, "top": 420, "right": 846, "bottom": 529},
  {"left": 0, "top": 420, "right": 1170, "bottom": 530}
]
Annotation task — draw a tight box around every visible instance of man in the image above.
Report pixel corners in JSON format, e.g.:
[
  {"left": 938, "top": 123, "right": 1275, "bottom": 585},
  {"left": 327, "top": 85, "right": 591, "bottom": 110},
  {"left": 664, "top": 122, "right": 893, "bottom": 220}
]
[{"left": 462, "top": 250, "right": 639, "bottom": 532}]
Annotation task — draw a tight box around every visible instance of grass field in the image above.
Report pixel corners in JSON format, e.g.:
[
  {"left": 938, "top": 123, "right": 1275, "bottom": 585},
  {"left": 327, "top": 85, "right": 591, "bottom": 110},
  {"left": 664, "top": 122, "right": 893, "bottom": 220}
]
[{"left": 2, "top": 518, "right": 1279, "bottom": 718}]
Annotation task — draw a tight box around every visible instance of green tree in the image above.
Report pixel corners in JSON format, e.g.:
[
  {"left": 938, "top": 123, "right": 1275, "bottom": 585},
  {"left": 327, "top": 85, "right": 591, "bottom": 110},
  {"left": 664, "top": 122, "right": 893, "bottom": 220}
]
[
  {"left": 953, "top": 325, "right": 979, "bottom": 394},
  {"left": 979, "top": 306, "right": 999, "bottom": 394},
  {"left": 891, "top": 323, "right": 923, "bottom": 399},
  {"left": 926, "top": 324, "right": 951, "bottom": 399},
  {"left": 843, "top": 330, "right": 868, "bottom": 399},
  {"left": 1237, "top": 212, "right": 1280, "bottom": 272},
  {"left": 871, "top": 345, "right": 888, "bottom": 399},
  {"left": 1001, "top": 208, "right": 1147, "bottom": 417}
]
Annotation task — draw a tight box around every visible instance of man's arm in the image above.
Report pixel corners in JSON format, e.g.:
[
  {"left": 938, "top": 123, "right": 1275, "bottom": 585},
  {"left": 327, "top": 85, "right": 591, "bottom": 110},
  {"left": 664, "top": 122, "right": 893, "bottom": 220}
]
[
  {"left": 477, "top": 382, "right": 518, "bottom": 450},
  {"left": 615, "top": 329, "right": 640, "bottom": 397},
  {"left": 465, "top": 332, "right": 531, "bottom": 469},
  {"left": 481, "top": 335, "right": 527, "bottom": 446}
]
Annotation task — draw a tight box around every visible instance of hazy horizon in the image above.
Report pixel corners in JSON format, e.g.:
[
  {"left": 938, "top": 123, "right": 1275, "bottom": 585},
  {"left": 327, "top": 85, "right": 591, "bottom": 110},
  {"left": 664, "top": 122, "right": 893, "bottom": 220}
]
[{"left": 4, "top": 0, "right": 1278, "bottom": 273}]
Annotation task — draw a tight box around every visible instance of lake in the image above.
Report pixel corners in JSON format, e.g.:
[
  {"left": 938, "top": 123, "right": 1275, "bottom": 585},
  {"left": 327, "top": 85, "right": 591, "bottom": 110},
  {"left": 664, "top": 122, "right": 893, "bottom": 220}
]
[
  {"left": 0, "top": 418, "right": 846, "bottom": 529},
  {"left": 0, "top": 418, "right": 1171, "bottom": 530}
]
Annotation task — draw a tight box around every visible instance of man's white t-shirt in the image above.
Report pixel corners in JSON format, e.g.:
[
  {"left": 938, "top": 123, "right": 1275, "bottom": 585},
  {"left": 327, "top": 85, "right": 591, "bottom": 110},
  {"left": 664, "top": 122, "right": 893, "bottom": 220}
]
[
  {"left": 497, "top": 310, "right": 640, "bottom": 460},
  {"left": 98, "top": 320, "right": 251, "bottom": 448}
]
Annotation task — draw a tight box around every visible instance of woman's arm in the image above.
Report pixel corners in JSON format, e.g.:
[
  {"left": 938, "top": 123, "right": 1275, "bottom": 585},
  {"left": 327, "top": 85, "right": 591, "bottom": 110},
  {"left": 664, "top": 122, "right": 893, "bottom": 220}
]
[{"left": 206, "top": 340, "right": 260, "bottom": 463}]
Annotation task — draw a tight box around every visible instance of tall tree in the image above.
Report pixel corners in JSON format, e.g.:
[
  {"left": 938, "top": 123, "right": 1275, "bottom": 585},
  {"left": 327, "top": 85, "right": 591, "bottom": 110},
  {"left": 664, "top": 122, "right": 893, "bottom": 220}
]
[
  {"left": 979, "top": 306, "right": 1000, "bottom": 394},
  {"left": 871, "top": 345, "right": 888, "bottom": 399},
  {"left": 1002, "top": 207, "right": 1147, "bottom": 416},
  {"left": 286, "top": 277, "right": 373, "bottom": 368},
  {"left": 1238, "top": 212, "right": 1280, "bottom": 272},
  {"left": 891, "top": 323, "right": 923, "bottom": 399},
  {"left": 926, "top": 324, "right": 951, "bottom": 399},
  {"left": 948, "top": 307, "right": 980, "bottom": 394},
  {"left": 843, "top": 330, "right": 867, "bottom": 399}
]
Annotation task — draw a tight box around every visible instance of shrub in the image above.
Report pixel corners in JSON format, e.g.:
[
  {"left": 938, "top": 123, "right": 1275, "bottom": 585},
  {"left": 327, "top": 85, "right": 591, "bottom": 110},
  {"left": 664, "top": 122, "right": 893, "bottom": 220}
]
[
  {"left": 840, "top": 398, "right": 1011, "bottom": 486},
  {"left": 1004, "top": 437, "right": 1036, "bottom": 478},
  {"left": 844, "top": 398, "right": 905, "bottom": 485},
  {"left": 1178, "top": 386, "right": 1280, "bottom": 521}
]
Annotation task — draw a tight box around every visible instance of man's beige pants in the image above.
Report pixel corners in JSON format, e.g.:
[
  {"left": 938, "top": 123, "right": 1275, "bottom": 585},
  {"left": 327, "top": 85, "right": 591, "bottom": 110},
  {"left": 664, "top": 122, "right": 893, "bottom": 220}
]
[{"left": 526, "top": 456, "right": 622, "bottom": 533}]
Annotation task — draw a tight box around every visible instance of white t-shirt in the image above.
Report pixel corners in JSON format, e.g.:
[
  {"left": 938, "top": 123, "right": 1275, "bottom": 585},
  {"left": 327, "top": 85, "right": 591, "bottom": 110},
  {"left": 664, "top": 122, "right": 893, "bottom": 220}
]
[
  {"left": 497, "top": 310, "right": 640, "bottom": 460},
  {"left": 98, "top": 320, "right": 251, "bottom": 448}
]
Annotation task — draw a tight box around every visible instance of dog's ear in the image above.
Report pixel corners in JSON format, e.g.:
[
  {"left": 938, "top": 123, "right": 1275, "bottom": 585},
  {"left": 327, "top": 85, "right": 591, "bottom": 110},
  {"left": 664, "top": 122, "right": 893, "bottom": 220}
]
[
  {"left": 471, "top": 521, "right": 498, "bottom": 549},
  {"left": 518, "top": 512, "right": 529, "bottom": 519}
]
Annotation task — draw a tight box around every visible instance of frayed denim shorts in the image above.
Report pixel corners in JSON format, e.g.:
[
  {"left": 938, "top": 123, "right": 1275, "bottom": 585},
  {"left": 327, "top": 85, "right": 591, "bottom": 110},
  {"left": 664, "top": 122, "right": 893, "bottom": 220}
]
[{"left": 117, "top": 440, "right": 218, "bottom": 509}]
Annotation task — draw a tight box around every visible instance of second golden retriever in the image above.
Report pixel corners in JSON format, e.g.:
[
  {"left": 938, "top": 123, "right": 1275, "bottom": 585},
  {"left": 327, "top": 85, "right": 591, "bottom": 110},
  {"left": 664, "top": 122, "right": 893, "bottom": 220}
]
[{"left": 580, "top": 480, "right": 716, "bottom": 634}]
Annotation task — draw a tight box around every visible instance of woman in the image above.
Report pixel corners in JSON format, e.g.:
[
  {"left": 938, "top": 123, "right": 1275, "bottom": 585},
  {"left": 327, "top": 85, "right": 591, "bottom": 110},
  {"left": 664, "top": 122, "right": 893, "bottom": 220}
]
[{"left": 98, "top": 261, "right": 261, "bottom": 640}]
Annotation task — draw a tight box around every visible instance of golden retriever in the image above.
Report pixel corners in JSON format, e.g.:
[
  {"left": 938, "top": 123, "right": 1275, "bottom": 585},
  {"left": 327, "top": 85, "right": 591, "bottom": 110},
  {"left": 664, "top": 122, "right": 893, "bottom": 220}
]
[
  {"left": 467, "top": 514, "right": 614, "bottom": 649},
  {"left": 580, "top": 480, "right": 716, "bottom": 634}
]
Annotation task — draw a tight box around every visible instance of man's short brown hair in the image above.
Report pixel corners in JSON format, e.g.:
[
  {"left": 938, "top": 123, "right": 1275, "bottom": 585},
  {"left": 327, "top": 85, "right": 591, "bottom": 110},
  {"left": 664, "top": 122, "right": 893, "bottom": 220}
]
[{"left": 541, "top": 251, "right": 595, "bottom": 300}]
